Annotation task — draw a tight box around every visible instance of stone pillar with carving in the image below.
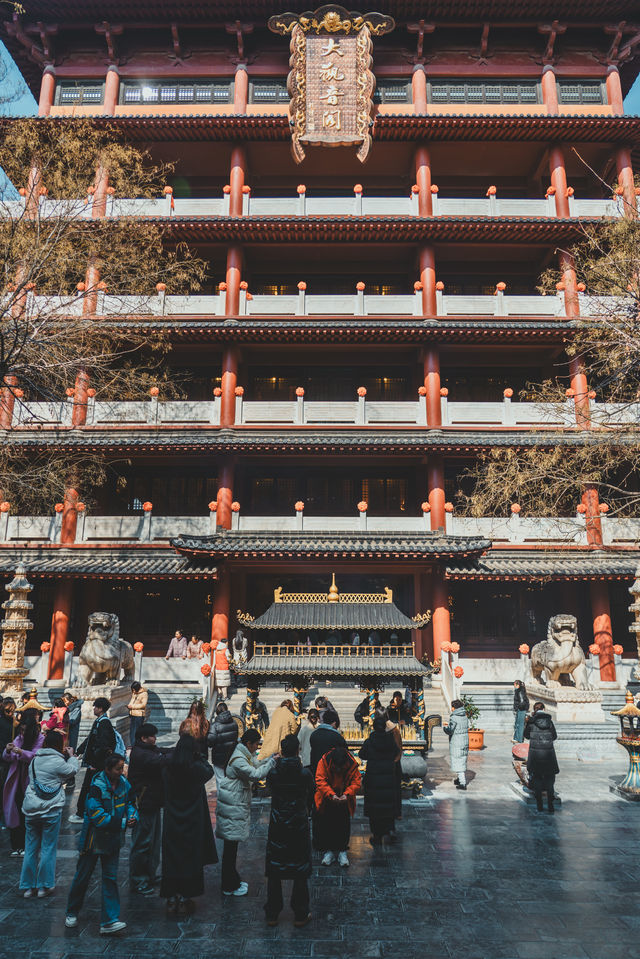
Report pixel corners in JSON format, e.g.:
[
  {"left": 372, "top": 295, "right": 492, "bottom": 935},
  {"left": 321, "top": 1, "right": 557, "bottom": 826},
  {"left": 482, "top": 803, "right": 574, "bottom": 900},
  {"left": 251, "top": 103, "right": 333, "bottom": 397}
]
[
  {"left": 628, "top": 564, "right": 640, "bottom": 687},
  {"left": 0, "top": 566, "right": 33, "bottom": 693}
]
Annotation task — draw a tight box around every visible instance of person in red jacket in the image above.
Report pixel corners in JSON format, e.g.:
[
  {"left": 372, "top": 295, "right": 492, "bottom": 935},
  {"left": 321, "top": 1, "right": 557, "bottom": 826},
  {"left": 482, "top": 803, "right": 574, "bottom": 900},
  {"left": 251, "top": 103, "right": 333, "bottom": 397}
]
[{"left": 314, "top": 746, "right": 361, "bottom": 868}]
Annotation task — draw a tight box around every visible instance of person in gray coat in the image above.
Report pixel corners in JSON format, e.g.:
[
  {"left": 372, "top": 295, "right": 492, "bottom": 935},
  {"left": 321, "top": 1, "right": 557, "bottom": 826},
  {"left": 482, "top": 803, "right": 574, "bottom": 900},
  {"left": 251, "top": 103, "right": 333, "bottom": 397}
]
[
  {"left": 443, "top": 699, "right": 469, "bottom": 791},
  {"left": 215, "top": 728, "right": 275, "bottom": 896}
]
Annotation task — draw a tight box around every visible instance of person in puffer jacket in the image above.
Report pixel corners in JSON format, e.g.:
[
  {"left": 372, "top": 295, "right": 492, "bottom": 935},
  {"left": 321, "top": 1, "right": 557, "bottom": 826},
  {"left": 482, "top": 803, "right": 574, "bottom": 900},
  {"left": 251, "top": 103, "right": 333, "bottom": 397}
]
[
  {"left": 216, "top": 728, "right": 275, "bottom": 896},
  {"left": 20, "top": 730, "right": 79, "bottom": 897},
  {"left": 524, "top": 702, "right": 559, "bottom": 814},
  {"left": 207, "top": 701, "right": 239, "bottom": 791},
  {"left": 65, "top": 754, "right": 137, "bottom": 936}
]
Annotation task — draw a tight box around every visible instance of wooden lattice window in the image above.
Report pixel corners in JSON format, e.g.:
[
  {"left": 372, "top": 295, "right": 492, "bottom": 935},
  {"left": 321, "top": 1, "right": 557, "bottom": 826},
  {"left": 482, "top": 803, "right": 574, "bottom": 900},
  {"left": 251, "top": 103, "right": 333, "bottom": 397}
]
[{"left": 428, "top": 80, "right": 540, "bottom": 104}]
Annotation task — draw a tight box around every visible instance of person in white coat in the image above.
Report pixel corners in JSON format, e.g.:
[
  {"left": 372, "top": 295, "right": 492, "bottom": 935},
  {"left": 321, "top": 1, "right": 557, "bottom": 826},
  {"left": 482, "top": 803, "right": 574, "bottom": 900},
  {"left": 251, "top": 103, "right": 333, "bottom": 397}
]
[
  {"left": 443, "top": 699, "right": 470, "bottom": 791},
  {"left": 215, "top": 728, "right": 275, "bottom": 896},
  {"left": 20, "top": 729, "right": 79, "bottom": 897}
]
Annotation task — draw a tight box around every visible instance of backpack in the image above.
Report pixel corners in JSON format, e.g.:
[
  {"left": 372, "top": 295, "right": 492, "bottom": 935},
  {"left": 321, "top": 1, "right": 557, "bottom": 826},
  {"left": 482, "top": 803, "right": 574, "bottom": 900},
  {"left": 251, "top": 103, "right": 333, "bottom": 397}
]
[{"left": 113, "top": 727, "right": 126, "bottom": 757}]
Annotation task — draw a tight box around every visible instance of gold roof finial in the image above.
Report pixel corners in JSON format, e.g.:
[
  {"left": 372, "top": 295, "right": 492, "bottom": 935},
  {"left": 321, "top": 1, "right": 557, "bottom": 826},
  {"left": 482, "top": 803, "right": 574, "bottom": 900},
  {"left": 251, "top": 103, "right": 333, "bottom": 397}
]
[{"left": 328, "top": 573, "right": 339, "bottom": 603}]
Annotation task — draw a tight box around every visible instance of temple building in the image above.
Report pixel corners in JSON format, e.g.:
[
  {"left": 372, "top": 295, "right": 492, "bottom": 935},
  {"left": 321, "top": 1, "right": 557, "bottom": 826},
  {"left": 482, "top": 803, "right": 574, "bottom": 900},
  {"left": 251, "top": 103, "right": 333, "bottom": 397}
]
[{"left": 2, "top": 0, "right": 640, "bottom": 686}]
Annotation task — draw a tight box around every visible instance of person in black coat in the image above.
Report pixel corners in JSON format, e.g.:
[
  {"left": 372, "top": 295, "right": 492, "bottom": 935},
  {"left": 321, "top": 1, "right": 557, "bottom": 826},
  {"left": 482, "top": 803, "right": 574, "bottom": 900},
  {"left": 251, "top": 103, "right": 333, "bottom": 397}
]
[
  {"left": 70, "top": 697, "right": 116, "bottom": 823},
  {"left": 128, "top": 723, "right": 171, "bottom": 895},
  {"left": 264, "top": 734, "right": 314, "bottom": 927},
  {"left": 0, "top": 697, "right": 15, "bottom": 800},
  {"left": 387, "top": 692, "right": 412, "bottom": 727},
  {"left": 309, "top": 710, "right": 346, "bottom": 777},
  {"left": 359, "top": 716, "right": 402, "bottom": 844},
  {"left": 240, "top": 698, "right": 270, "bottom": 732},
  {"left": 512, "top": 680, "right": 530, "bottom": 744},
  {"left": 207, "top": 701, "right": 239, "bottom": 790},
  {"left": 524, "top": 702, "right": 559, "bottom": 814},
  {"left": 354, "top": 693, "right": 379, "bottom": 729},
  {"left": 161, "top": 733, "right": 217, "bottom": 916}
]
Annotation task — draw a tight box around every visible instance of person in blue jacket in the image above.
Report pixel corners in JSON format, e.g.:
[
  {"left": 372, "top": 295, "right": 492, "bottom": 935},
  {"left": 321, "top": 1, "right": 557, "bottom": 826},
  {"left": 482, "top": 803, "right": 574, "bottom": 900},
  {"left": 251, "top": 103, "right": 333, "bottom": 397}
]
[{"left": 65, "top": 753, "right": 138, "bottom": 935}]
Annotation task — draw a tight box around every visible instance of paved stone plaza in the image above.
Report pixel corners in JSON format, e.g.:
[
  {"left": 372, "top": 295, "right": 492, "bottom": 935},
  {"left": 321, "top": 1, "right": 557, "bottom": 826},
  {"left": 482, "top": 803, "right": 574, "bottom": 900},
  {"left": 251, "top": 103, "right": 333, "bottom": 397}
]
[{"left": 0, "top": 731, "right": 637, "bottom": 959}]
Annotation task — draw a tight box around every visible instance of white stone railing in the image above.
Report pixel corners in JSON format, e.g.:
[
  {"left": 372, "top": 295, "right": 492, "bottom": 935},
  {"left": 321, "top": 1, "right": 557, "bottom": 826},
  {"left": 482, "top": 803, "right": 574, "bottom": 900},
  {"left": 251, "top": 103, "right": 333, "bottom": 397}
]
[
  {"left": 3, "top": 191, "right": 622, "bottom": 222},
  {"left": 4, "top": 508, "right": 639, "bottom": 546},
  {"left": 15, "top": 288, "right": 633, "bottom": 319}
]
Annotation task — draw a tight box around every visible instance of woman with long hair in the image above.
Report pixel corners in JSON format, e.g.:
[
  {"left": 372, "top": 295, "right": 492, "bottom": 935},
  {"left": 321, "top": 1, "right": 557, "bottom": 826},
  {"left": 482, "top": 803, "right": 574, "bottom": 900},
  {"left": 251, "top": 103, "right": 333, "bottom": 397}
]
[
  {"left": 20, "top": 729, "right": 79, "bottom": 897},
  {"left": 259, "top": 700, "right": 298, "bottom": 760},
  {"left": 314, "top": 745, "right": 361, "bottom": 868},
  {"left": 179, "top": 699, "right": 210, "bottom": 755},
  {"left": 3, "top": 711, "right": 44, "bottom": 855},
  {"left": 512, "top": 679, "right": 530, "bottom": 744},
  {"left": 161, "top": 733, "right": 217, "bottom": 916}
]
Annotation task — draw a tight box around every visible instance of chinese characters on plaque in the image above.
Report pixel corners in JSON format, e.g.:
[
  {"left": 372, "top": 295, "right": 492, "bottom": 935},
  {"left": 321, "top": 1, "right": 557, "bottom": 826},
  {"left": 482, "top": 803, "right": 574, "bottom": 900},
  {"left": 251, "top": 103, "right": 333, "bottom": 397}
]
[{"left": 268, "top": 5, "right": 395, "bottom": 163}]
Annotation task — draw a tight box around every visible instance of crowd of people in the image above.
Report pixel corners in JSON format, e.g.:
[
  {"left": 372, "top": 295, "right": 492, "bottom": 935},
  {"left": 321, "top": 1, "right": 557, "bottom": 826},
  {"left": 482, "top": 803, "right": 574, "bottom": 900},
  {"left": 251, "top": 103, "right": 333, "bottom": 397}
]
[{"left": 0, "top": 670, "right": 562, "bottom": 933}]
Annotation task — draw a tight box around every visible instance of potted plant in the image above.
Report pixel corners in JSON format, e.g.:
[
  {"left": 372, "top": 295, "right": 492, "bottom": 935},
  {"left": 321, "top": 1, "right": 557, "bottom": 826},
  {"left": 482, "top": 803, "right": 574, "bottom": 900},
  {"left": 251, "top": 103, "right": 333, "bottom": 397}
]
[{"left": 461, "top": 694, "right": 484, "bottom": 750}]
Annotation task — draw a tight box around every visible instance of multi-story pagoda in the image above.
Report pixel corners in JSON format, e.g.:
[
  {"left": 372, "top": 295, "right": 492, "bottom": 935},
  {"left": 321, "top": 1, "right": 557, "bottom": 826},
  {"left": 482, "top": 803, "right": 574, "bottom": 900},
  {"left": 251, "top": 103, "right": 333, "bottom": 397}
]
[{"left": 2, "top": 0, "right": 640, "bottom": 685}]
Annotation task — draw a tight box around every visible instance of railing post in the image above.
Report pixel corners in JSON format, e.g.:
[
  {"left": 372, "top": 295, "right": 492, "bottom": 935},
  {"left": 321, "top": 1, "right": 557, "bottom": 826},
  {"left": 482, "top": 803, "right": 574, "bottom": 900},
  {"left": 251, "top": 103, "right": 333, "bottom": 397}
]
[
  {"left": 355, "top": 281, "right": 365, "bottom": 315},
  {"left": 353, "top": 183, "right": 363, "bottom": 215},
  {"left": 235, "top": 387, "right": 244, "bottom": 423},
  {"left": 242, "top": 185, "right": 251, "bottom": 215},
  {"left": 297, "top": 281, "right": 306, "bottom": 315},
  {"left": 51, "top": 510, "right": 62, "bottom": 544},
  {"left": 503, "top": 389, "right": 514, "bottom": 425},
  {"left": 440, "top": 390, "right": 449, "bottom": 425},
  {"left": 297, "top": 184, "right": 306, "bottom": 215},
  {"left": 296, "top": 388, "right": 305, "bottom": 424},
  {"left": 141, "top": 505, "right": 152, "bottom": 542},
  {"left": 147, "top": 392, "right": 159, "bottom": 424},
  {"left": 0, "top": 505, "right": 9, "bottom": 542},
  {"left": 357, "top": 388, "right": 366, "bottom": 424},
  {"left": 494, "top": 282, "right": 506, "bottom": 316},
  {"left": 208, "top": 504, "right": 218, "bottom": 534}
]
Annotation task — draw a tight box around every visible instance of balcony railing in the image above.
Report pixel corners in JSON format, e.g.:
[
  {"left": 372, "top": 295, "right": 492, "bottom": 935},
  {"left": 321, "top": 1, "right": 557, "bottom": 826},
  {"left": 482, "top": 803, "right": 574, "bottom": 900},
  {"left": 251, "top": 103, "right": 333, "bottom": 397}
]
[
  {"left": 9, "top": 394, "right": 640, "bottom": 431},
  {"left": 14, "top": 287, "right": 630, "bottom": 319},
  {"left": 2, "top": 509, "right": 637, "bottom": 547},
  {"left": 3, "top": 191, "right": 623, "bottom": 221}
]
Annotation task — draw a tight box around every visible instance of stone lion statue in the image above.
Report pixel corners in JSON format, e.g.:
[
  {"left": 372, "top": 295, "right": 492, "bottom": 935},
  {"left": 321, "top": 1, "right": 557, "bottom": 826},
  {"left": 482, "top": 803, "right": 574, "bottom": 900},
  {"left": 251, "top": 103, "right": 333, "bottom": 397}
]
[
  {"left": 74, "top": 612, "right": 135, "bottom": 687},
  {"left": 530, "top": 614, "right": 591, "bottom": 689}
]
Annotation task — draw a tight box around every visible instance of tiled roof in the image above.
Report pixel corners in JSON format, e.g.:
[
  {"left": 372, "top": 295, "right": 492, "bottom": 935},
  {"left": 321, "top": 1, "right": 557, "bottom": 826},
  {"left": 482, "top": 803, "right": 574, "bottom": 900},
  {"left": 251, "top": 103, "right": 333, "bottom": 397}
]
[
  {"left": 237, "top": 653, "right": 430, "bottom": 681},
  {"left": 171, "top": 530, "right": 491, "bottom": 560},
  {"left": 2, "top": 427, "right": 599, "bottom": 455},
  {"left": 445, "top": 551, "right": 640, "bottom": 580},
  {"left": 155, "top": 215, "right": 595, "bottom": 245},
  {"left": 247, "top": 600, "right": 419, "bottom": 630},
  {"left": 0, "top": 548, "right": 216, "bottom": 579}
]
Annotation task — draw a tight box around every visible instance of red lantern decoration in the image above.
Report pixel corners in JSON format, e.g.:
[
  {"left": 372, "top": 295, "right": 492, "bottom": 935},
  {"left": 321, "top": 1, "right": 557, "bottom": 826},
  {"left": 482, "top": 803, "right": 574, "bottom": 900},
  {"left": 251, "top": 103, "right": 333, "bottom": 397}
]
[
  {"left": 577, "top": 504, "right": 587, "bottom": 514},
  {"left": 450, "top": 642, "right": 460, "bottom": 653},
  {"left": 357, "top": 386, "right": 367, "bottom": 397},
  {"left": 65, "top": 388, "right": 75, "bottom": 397},
  {"left": 297, "top": 185, "right": 306, "bottom": 194},
  {"left": 40, "top": 642, "right": 51, "bottom": 653},
  {"left": 296, "top": 387, "right": 305, "bottom": 397},
  {"left": 77, "top": 502, "right": 86, "bottom": 512},
  {"left": 142, "top": 501, "right": 153, "bottom": 512},
  {"left": 430, "top": 184, "right": 439, "bottom": 194},
  {"left": 453, "top": 666, "right": 464, "bottom": 679},
  {"left": 441, "top": 642, "right": 452, "bottom": 653},
  {"left": 0, "top": 502, "right": 10, "bottom": 513},
  {"left": 149, "top": 387, "right": 160, "bottom": 397},
  {"left": 201, "top": 663, "right": 212, "bottom": 677},
  {"left": 54, "top": 503, "right": 64, "bottom": 513},
  {"left": 421, "top": 502, "right": 430, "bottom": 512},
  {"left": 440, "top": 387, "right": 448, "bottom": 396},
  {"left": 418, "top": 386, "right": 427, "bottom": 395},
  {"left": 486, "top": 185, "right": 497, "bottom": 196},
  {"left": 519, "top": 643, "right": 530, "bottom": 655},
  {"left": 295, "top": 501, "right": 305, "bottom": 512},
  {"left": 357, "top": 501, "right": 368, "bottom": 513},
  {"left": 87, "top": 388, "right": 97, "bottom": 398},
  {"left": 242, "top": 185, "right": 251, "bottom": 194},
  {"left": 64, "top": 641, "right": 74, "bottom": 652},
  {"left": 202, "top": 643, "right": 211, "bottom": 654},
  {"left": 156, "top": 283, "right": 166, "bottom": 293},
  {"left": 213, "top": 387, "right": 222, "bottom": 397},
  {"left": 297, "top": 281, "right": 307, "bottom": 291},
  {"left": 435, "top": 281, "right": 445, "bottom": 291},
  {"left": 234, "top": 386, "right": 244, "bottom": 396},
  {"left": 613, "top": 644, "right": 624, "bottom": 656},
  {"left": 589, "top": 643, "right": 599, "bottom": 655},
  {"left": 511, "top": 504, "right": 521, "bottom": 514},
  {"left": 208, "top": 501, "right": 218, "bottom": 512},
  {"left": 444, "top": 502, "right": 454, "bottom": 513},
  {"left": 134, "top": 642, "right": 144, "bottom": 653},
  {"left": 356, "top": 281, "right": 365, "bottom": 291},
  {"left": 231, "top": 502, "right": 241, "bottom": 512},
  {"left": 496, "top": 281, "right": 506, "bottom": 292},
  {"left": 353, "top": 183, "right": 363, "bottom": 194}
]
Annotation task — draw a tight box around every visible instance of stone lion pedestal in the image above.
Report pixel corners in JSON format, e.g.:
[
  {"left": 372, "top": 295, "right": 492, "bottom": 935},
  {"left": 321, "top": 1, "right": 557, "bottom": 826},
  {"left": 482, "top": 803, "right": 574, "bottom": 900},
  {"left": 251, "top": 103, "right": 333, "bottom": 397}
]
[{"left": 524, "top": 682, "right": 605, "bottom": 723}]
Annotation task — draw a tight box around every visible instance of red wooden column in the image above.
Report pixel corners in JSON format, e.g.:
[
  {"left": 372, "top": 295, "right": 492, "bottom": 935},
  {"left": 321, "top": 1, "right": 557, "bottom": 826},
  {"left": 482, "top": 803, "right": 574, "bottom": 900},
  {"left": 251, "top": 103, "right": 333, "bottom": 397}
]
[
  {"left": 606, "top": 65, "right": 624, "bottom": 116},
  {"left": 233, "top": 64, "right": 249, "bottom": 112},
  {"left": 217, "top": 457, "right": 235, "bottom": 530},
  {"left": 61, "top": 487, "right": 79, "bottom": 545},
  {"left": 423, "top": 348, "right": 441, "bottom": 427},
  {"left": 616, "top": 147, "right": 637, "bottom": 213},
  {"left": 414, "top": 145, "right": 433, "bottom": 216},
  {"left": 211, "top": 569, "right": 231, "bottom": 647},
  {"left": 103, "top": 66, "right": 120, "bottom": 116},
  {"left": 427, "top": 454, "right": 446, "bottom": 531},
  {"left": 38, "top": 66, "right": 56, "bottom": 116},
  {"left": 549, "top": 145, "right": 571, "bottom": 217},
  {"left": 411, "top": 65, "right": 427, "bottom": 113},
  {"left": 419, "top": 245, "right": 437, "bottom": 316},
  {"left": 220, "top": 346, "right": 239, "bottom": 428},
  {"left": 590, "top": 580, "right": 615, "bottom": 681},
  {"left": 0, "top": 375, "right": 18, "bottom": 429},
  {"left": 431, "top": 571, "right": 451, "bottom": 665},
  {"left": 582, "top": 486, "right": 603, "bottom": 547},
  {"left": 229, "top": 145, "right": 247, "bottom": 217},
  {"left": 48, "top": 580, "right": 74, "bottom": 680},
  {"left": 541, "top": 66, "right": 559, "bottom": 115},
  {"left": 225, "top": 244, "right": 243, "bottom": 317}
]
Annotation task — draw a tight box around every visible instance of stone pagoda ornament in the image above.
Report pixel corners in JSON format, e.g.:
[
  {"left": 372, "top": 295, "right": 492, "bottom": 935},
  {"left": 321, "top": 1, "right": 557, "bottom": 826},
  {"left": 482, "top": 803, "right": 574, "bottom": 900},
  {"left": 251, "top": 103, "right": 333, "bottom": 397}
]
[
  {"left": 610, "top": 691, "right": 640, "bottom": 801},
  {"left": 268, "top": 4, "right": 395, "bottom": 163},
  {"left": 0, "top": 566, "right": 33, "bottom": 694}
]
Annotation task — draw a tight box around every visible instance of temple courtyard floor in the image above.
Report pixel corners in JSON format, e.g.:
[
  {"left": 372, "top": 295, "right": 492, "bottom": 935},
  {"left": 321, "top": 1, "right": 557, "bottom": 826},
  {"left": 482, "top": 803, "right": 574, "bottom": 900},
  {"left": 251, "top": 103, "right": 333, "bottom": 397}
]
[{"left": 1, "top": 730, "right": 638, "bottom": 959}]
